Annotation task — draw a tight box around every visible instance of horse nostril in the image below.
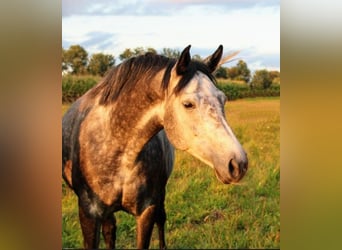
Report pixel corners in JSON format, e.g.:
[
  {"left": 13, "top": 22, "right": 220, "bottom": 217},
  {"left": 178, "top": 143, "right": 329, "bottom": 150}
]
[{"left": 228, "top": 159, "right": 240, "bottom": 179}]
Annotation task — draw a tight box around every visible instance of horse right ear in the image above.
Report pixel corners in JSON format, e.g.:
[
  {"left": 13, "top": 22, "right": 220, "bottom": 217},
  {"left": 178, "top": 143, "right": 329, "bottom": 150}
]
[{"left": 176, "top": 45, "right": 191, "bottom": 75}]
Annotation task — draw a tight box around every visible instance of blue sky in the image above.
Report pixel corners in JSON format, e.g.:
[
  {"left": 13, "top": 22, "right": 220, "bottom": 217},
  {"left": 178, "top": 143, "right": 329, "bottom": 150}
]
[{"left": 62, "top": 0, "right": 280, "bottom": 71}]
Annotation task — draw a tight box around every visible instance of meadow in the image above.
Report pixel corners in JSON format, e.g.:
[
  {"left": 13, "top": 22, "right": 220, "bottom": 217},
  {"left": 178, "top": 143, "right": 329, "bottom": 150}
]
[{"left": 62, "top": 97, "right": 280, "bottom": 249}]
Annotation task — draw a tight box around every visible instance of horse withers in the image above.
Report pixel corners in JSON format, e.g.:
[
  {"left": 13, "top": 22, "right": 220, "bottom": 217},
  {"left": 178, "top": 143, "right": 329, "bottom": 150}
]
[{"left": 62, "top": 45, "right": 248, "bottom": 249}]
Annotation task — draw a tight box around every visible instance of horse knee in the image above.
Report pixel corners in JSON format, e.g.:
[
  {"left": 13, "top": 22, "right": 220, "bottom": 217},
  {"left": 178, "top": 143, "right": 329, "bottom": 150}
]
[
  {"left": 156, "top": 207, "right": 167, "bottom": 249},
  {"left": 78, "top": 205, "right": 101, "bottom": 249},
  {"left": 136, "top": 205, "right": 157, "bottom": 249},
  {"left": 102, "top": 214, "right": 117, "bottom": 249},
  {"left": 156, "top": 206, "right": 166, "bottom": 224}
]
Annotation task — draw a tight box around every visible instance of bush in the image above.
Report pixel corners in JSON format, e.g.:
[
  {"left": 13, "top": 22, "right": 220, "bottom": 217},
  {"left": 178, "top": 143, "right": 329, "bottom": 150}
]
[
  {"left": 250, "top": 69, "right": 272, "bottom": 89},
  {"left": 217, "top": 82, "right": 248, "bottom": 100},
  {"left": 62, "top": 76, "right": 280, "bottom": 104},
  {"left": 62, "top": 75, "right": 99, "bottom": 103},
  {"left": 217, "top": 81, "right": 280, "bottom": 100}
]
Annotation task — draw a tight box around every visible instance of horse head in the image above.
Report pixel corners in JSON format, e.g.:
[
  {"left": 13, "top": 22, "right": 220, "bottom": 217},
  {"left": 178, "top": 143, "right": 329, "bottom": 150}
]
[{"left": 163, "top": 45, "right": 248, "bottom": 184}]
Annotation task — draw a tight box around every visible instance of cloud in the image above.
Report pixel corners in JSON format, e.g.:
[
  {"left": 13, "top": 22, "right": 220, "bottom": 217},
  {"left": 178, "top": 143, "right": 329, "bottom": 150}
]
[
  {"left": 157, "top": 0, "right": 280, "bottom": 9},
  {"left": 248, "top": 55, "right": 280, "bottom": 72},
  {"left": 63, "top": 31, "right": 119, "bottom": 55},
  {"left": 62, "top": 0, "right": 280, "bottom": 16},
  {"left": 62, "top": 0, "right": 166, "bottom": 16},
  {"left": 81, "top": 32, "right": 115, "bottom": 48},
  {"left": 62, "top": 1, "right": 279, "bottom": 70},
  {"left": 62, "top": 0, "right": 124, "bottom": 16}
]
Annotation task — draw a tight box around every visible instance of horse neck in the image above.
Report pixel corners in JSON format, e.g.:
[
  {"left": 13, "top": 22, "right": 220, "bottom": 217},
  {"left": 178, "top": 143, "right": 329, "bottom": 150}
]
[{"left": 106, "top": 82, "right": 165, "bottom": 166}]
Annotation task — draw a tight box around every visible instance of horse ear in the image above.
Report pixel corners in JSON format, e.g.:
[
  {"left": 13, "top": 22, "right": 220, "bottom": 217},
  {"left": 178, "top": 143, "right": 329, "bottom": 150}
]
[
  {"left": 176, "top": 45, "right": 191, "bottom": 75},
  {"left": 203, "top": 45, "right": 223, "bottom": 73}
]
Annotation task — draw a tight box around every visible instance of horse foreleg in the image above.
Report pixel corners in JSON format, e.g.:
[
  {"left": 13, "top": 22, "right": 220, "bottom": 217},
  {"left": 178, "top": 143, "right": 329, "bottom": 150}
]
[
  {"left": 102, "top": 213, "right": 117, "bottom": 249},
  {"left": 136, "top": 205, "right": 157, "bottom": 249},
  {"left": 78, "top": 205, "right": 101, "bottom": 249},
  {"left": 156, "top": 205, "right": 167, "bottom": 249}
]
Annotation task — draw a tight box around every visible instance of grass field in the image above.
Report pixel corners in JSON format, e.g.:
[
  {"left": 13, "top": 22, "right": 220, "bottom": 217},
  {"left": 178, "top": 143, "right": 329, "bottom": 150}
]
[{"left": 62, "top": 97, "right": 280, "bottom": 249}]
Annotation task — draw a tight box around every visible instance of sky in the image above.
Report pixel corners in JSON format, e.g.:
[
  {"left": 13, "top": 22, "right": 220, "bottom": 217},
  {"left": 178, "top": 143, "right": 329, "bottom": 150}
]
[{"left": 62, "top": 0, "right": 280, "bottom": 72}]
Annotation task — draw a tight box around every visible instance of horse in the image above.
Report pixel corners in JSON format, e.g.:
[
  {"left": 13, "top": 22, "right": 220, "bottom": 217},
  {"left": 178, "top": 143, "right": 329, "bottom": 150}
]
[{"left": 62, "top": 45, "right": 248, "bottom": 249}]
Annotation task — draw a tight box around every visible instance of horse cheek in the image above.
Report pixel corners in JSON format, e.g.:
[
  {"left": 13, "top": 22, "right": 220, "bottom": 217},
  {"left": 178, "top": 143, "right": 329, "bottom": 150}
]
[{"left": 163, "top": 110, "right": 188, "bottom": 151}]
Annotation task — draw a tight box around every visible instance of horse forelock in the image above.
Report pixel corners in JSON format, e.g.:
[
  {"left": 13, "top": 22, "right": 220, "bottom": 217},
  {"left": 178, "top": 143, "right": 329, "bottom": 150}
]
[
  {"left": 173, "top": 61, "right": 217, "bottom": 94},
  {"left": 89, "top": 53, "right": 216, "bottom": 105}
]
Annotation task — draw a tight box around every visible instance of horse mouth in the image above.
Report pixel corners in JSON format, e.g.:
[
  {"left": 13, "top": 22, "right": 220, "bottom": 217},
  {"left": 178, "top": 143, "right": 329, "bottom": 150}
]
[
  {"left": 214, "top": 159, "right": 247, "bottom": 184},
  {"left": 214, "top": 168, "right": 233, "bottom": 184}
]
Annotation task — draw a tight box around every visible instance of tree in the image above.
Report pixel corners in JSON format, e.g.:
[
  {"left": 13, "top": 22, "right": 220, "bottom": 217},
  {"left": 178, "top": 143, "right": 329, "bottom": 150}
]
[
  {"left": 119, "top": 48, "right": 134, "bottom": 61},
  {"left": 161, "top": 48, "right": 180, "bottom": 58},
  {"left": 250, "top": 69, "right": 272, "bottom": 89},
  {"left": 215, "top": 66, "right": 228, "bottom": 79},
  {"left": 62, "top": 47, "right": 68, "bottom": 71},
  {"left": 119, "top": 47, "right": 157, "bottom": 61},
  {"left": 192, "top": 54, "right": 202, "bottom": 61},
  {"left": 236, "top": 60, "right": 251, "bottom": 82},
  {"left": 146, "top": 47, "right": 157, "bottom": 54},
  {"left": 227, "top": 66, "right": 239, "bottom": 80},
  {"left": 269, "top": 70, "right": 280, "bottom": 84},
  {"left": 226, "top": 60, "right": 251, "bottom": 83},
  {"left": 63, "top": 45, "right": 88, "bottom": 75},
  {"left": 133, "top": 47, "right": 145, "bottom": 56},
  {"left": 87, "top": 53, "right": 115, "bottom": 76}
]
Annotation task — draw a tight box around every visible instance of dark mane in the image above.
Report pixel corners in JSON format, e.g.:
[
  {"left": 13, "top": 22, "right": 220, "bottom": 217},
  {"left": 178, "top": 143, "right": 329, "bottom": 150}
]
[{"left": 90, "top": 52, "right": 216, "bottom": 105}]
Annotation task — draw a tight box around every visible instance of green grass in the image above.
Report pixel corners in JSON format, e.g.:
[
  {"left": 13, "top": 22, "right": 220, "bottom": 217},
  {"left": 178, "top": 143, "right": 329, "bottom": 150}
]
[{"left": 62, "top": 97, "right": 280, "bottom": 249}]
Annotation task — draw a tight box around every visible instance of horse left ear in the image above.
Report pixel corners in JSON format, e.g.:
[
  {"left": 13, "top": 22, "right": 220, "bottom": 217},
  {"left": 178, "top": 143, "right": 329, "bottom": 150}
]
[
  {"left": 204, "top": 45, "right": 223, "bottom": 73},
  {"left": 176, "top": 45, "right": 191, "bottom": 75}
]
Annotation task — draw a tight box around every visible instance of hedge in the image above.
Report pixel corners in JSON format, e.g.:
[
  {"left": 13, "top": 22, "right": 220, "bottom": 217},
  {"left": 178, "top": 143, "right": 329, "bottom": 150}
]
[
  {"left": 62, "top": 76, "right": 280, "bottom": 103},
  {"left": 217, "top": 82, "right": 280, "bottom": 100},
  {"left": 62, "top": 75, "right": 98, "bottom": 103}
]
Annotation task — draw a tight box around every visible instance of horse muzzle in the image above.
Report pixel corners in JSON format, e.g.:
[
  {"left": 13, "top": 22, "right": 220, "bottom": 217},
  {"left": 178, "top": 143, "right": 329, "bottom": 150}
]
[{"left": 214, "top": 153, "right": 248, "bottom": 184}]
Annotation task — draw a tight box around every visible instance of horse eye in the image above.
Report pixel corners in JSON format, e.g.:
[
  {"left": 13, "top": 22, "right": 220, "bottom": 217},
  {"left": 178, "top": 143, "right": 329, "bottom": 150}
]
[{"left": 182, "top": 101, "right": 195, "bottom": 109}]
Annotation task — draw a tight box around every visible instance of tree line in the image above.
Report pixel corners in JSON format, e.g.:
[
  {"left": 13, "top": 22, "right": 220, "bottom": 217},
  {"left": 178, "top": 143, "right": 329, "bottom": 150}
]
[{"left": 62, "top": 44, "right": 280, "bottom": 89}]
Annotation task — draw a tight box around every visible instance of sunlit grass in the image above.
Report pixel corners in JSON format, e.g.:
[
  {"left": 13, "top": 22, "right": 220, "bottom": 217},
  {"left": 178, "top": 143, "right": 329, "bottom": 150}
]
[{"left": 62, "top": 97, "right": 280, "bottom": 248}]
